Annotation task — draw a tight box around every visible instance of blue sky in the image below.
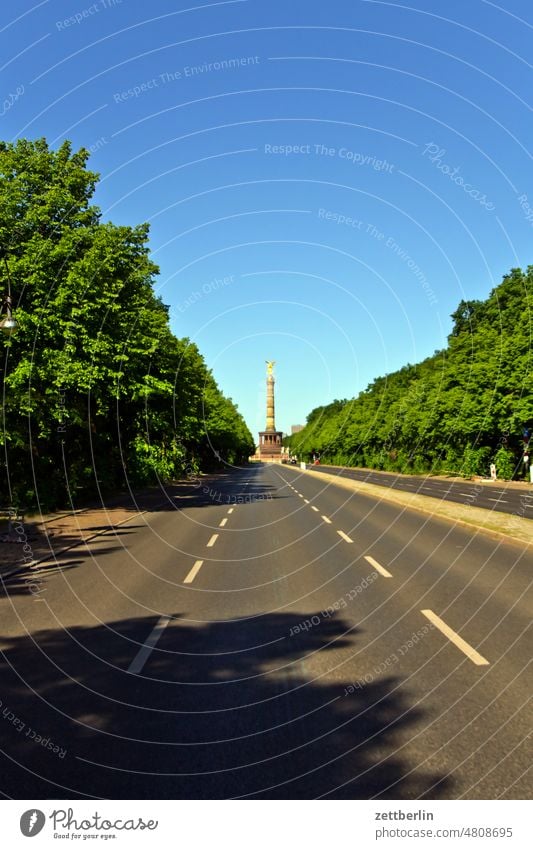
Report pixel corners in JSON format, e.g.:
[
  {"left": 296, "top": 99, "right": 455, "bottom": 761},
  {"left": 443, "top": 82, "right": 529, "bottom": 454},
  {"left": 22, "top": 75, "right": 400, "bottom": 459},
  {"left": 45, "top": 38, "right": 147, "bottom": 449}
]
[{"left": 2, "top": 0, "right": 532, "bottom": 437}]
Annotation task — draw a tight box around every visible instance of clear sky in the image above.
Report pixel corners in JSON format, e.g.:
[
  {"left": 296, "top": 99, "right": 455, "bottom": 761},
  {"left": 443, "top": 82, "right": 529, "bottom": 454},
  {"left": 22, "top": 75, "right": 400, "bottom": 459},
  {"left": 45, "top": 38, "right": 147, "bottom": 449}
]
[{"left": 2, "top": 0, "right": 532, "bottom": 438}]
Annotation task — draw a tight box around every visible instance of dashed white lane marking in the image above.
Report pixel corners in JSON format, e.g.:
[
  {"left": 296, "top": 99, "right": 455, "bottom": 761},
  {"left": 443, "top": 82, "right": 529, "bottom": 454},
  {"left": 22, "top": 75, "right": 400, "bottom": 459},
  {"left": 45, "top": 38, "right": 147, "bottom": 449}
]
[
  {"left": 207, "top": 534, "right": 219, "bottom": 547},
  {"left": 321, "top": 515, "right": 332, "bottom": 524},
  {"left": 184, "top": 560, "right": 204, "bottom": 584},
  {"left": 364, "top": 555, "right": 392, "bottom": 578},
  {"left": 298, "top": 494, "right": 304, "bottom": 498},
  {"left": 311, "top": 506, "right": 319, "bottom": 512},
  {"left": 128, "top": 616, "right": 172, "bottom": 674},
  {"left": 337, "top": 530, "right": 353, "bottom": 543},
  {"left": 219, "top": 517, "right": 228, "bottom": 527},
  {"left": 304, "top": 499, "right": 310, "bottom": 504},
  {"left": 487, "top": 498, "right": 508, "bottom": 503},
  {"left": 227, "top": 508, "right": 234, "bottom": 514},
  {"left": 421, "top": 609, "right": 490, "bottom": 666}
]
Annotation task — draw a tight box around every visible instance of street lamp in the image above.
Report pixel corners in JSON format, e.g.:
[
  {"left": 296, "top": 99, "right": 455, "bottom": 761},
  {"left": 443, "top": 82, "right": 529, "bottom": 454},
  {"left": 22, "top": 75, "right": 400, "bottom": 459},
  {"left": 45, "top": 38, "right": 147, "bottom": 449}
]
[{"left": 0, "top": 255, "right": 18, "bottom": 336}]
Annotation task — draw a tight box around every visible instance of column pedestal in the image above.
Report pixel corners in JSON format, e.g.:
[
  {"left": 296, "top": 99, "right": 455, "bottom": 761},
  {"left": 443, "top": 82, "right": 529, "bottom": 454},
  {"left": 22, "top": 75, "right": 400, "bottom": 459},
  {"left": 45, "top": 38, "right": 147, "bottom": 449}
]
[{"left": 257, "top": 430, "right": 283, "bottom": 461}]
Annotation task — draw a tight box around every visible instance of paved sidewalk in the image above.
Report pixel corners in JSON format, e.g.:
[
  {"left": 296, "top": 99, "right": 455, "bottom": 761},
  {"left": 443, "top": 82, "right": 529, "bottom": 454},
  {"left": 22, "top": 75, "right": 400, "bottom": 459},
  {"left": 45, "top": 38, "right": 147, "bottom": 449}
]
[{"left": 0, "top": 479, "right": 210, "bottom": 579}]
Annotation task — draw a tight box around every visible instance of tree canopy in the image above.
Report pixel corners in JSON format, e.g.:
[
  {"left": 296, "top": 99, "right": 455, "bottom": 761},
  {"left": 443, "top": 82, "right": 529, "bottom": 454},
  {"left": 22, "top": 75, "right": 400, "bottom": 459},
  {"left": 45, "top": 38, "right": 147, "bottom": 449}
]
[
  {"left": 0, "top": 138, "right": 254, "bottom": 509},
  {"left": 286, "top": 267, "right": 533, "bottom": 480}
]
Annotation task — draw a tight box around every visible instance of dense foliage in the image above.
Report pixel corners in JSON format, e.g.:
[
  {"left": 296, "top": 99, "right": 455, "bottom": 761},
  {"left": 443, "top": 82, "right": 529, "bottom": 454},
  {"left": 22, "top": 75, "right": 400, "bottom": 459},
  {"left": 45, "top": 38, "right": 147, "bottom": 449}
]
[
  {"left": 287, "top": 267, "right": 533, "bottom": 479},
  {"left": 0, "top": 139, "right": 254, "bottom": 509}
]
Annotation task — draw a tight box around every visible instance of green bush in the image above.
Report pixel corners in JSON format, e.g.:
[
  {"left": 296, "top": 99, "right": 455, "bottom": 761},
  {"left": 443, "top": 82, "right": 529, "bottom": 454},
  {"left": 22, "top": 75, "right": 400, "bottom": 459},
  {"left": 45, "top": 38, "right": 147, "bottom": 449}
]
[
  {"left": 460, "top": 446, "right": 491, "bottom": 478},
  {"left": 493, "top": 446, "right": 516, "bottom": 480}
]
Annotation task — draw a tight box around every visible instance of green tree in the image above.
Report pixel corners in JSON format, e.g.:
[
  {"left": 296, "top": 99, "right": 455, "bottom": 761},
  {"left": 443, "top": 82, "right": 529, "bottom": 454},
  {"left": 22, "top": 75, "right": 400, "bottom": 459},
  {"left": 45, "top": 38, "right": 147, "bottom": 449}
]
[
  {"left": 291, "top": 266, "right": 533, "bottom": 479},
  {"left": 1, "top": 138, "right": 252, "bottom": 508}
]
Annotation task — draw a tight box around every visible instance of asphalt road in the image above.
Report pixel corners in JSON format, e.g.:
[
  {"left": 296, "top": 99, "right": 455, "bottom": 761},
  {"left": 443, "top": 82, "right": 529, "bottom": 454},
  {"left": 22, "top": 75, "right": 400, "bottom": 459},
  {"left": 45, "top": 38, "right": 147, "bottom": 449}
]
[
  {"left": 0, "top": 464, "right": 530, "bottom": 799},
  {"left": 308, "top": 463, "right": 533, "bottom": 517}
]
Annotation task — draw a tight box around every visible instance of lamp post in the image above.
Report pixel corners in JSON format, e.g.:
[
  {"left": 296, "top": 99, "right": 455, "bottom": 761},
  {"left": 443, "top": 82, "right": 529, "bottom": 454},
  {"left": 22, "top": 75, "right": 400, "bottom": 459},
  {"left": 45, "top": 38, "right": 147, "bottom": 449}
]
[{"left": 0, "top": 255, "right": 18, "bottom": 336}]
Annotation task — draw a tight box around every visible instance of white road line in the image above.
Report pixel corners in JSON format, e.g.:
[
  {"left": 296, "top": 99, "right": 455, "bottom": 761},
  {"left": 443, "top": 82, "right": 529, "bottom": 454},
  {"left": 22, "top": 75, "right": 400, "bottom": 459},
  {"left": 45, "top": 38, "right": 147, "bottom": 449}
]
[
  {"left": 184, "top": 560, "right": 204, "bottom": 584},
  {"left": 128, "top": 616, "right": 172, "bottom": 674},
  {"left": 227, "top": 508, "right": 234, "bottom": 514},
  {"left": 311, "top": 506, "right": 319, "bottom": 512},
  {"left": 364, "top": 554, "right": 392, "bottom": 577},
  {"left": 304, "top": 499, "right": 310, "bottom": 504},
  {"left": 337, "top": 530, "right": 353, "bottom": 543},
  {"left": 421, "top": 609, "right": 490, "bottom": 666},
  {"left": 207, "top": 534, "right": 219, "bottom": 547},
  {"left": 321, "top": 515, "right": 332, "bottom": 524},
  {"left": 298, "top": 493, "right": 304, "bottom": 498},
  {"left": 487, "top": 498, "right": 508, "bottom": 503},
  {"left": 219, "top": 517, "right": 228, "bottom": 527}
]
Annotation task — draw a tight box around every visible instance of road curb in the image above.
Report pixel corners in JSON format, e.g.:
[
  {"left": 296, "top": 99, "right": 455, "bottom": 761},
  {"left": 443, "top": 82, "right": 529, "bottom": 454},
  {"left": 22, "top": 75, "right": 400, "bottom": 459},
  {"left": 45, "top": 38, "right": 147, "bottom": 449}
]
[{"left": 283, "top": 465, "right": 533, "bottom": 548}]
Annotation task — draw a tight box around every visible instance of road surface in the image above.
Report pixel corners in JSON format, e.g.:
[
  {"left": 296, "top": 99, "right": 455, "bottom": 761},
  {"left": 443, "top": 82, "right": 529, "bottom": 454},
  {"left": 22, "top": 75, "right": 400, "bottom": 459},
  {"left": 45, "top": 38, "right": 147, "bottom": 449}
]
[
  {"left": 0, "top": 463, "right": 530, "bottom": 799},
  {"left": 308, "top": 463, "right": 533, "bottom": 517}
]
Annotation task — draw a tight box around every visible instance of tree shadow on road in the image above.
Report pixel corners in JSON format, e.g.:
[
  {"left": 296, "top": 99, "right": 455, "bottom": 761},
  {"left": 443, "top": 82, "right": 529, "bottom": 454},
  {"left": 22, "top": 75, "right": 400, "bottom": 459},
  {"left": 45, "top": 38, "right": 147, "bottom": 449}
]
[
  {"left": 0, "top": 544, "right": 124, "bottom": 599},
  {"left": 0, "top": 474, "right": 283, "bottom": 582},
  {"left": 0, "top": 609, "right": 453, "bottom": 800}
]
